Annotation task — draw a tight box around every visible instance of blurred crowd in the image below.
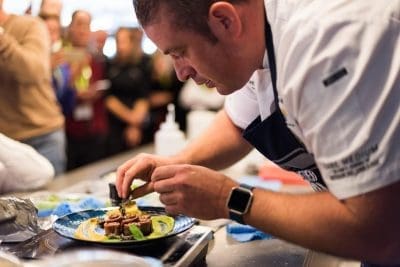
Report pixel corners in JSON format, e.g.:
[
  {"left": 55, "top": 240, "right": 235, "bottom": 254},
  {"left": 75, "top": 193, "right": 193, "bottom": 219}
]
[{"left": 0, "top": 0, "right": 224, "bottom": 192}]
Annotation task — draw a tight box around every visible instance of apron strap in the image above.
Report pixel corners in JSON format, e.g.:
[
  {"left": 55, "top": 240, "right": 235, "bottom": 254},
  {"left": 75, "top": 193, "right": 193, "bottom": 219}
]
[{"left": 264, "top": 17, "right": 280, "bottom": 110}]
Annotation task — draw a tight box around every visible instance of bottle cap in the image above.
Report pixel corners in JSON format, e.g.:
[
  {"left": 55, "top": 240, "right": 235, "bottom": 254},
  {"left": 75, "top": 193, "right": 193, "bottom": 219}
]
[{"left": 161, "top": 103, "right": 179, "bottom": 130}]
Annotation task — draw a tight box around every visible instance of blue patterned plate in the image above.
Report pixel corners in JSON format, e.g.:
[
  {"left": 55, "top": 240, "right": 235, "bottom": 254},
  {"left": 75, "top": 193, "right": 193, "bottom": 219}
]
[{"left": 53, "top": 206, "right": 196, "bottom": 245}]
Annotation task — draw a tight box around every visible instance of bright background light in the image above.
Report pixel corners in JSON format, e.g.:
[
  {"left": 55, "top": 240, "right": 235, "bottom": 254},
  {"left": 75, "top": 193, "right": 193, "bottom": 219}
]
[
  {"left": 2, "top": 0, "right": 157, "bottom": 57},
  {"left": 3, "top": 0, "right": 138, "bottom": 31}
]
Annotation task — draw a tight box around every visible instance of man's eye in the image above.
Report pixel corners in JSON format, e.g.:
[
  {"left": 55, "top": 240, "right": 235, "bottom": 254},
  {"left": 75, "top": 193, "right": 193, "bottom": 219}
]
[
  {"left": 170, "top": 54, "right": 180, "bottom": 60},
  {"left": 173, "top": 50, "right": 185, "bottom": 58}
]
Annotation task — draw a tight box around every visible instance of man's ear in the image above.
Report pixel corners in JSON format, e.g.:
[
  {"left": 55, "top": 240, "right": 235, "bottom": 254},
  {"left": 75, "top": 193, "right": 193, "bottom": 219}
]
[{"left": 208, "top": 2, "right": 242, "bottom": 41}]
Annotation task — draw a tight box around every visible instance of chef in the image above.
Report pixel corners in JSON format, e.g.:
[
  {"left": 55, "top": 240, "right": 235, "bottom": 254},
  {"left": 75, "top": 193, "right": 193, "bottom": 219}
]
[{"left": 116, "top": 0, "right": 400, "bottom": 265}]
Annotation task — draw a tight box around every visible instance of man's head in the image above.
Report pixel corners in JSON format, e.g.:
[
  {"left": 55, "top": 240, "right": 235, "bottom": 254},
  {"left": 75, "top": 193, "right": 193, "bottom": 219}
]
[
  {"left": 115, "top": 27, "right": 143, "bottom": 60},
  {"left": 92, "top": 30, "right": 108, "bottom": 54},
  {"left": 68, "top": 10, "right": 91, "bottom": 48},
  {"left": 133, "top": 0, "right": 247, "bottom": 42},
  {"left": 133, "top": 0, "right": 265, "bottom": 95}
]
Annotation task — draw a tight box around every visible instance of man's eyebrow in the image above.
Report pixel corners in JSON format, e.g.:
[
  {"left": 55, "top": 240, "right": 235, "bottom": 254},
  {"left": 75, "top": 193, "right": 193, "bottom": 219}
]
[{"left": 163, "top": 46, "right": 184, "bottom": 55}]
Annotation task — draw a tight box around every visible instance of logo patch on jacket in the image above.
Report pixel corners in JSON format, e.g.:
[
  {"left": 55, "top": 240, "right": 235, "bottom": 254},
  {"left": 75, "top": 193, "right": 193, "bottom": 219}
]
[{"left": 323, "top": 67, "right": 348, "bottom": 87}]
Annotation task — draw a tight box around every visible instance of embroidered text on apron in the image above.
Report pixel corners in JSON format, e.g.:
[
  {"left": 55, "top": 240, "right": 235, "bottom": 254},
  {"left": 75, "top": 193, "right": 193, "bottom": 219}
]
[{"left": 242, "top": 18, "right": 327, "bottom": 191}]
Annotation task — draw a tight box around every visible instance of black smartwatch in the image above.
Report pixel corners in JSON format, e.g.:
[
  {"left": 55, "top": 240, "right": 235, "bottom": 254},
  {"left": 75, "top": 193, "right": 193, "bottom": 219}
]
[{"left": 226, "top": 183, "right": 254, "bottom": 224}]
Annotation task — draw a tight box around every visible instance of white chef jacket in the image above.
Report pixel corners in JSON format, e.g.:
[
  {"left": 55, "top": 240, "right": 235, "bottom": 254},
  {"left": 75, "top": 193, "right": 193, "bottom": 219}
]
[{"left": 225, "top": 0, "right": 400, "bottom": 199}]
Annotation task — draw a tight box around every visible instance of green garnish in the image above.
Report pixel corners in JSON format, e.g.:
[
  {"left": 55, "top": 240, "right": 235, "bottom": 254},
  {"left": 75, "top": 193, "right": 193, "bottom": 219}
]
[
  {"left": 128, "top": 224, "right": 145, "bottom": 240},
  {"left": 148, "top": 215, "right": 175, "bottom": 239}
]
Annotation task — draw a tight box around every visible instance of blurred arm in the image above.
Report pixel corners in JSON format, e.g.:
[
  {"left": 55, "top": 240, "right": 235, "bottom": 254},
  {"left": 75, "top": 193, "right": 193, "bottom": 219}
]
[{"left": 106, "top": 96, "right": 149, "bottom": 126}]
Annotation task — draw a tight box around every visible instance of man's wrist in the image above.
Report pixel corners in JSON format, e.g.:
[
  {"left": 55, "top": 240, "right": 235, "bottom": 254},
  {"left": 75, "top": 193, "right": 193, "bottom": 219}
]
[
  {"left": 226, "top": 183, "right": 254, "bottom": 224},
  {"left": 170, "top": 151, "right": 190, "bottom": 165}
]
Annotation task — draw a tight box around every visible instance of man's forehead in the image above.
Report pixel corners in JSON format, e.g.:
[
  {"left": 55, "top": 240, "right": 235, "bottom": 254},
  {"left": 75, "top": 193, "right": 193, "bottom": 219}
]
[{"left": 144, "top": 20, "right": 187, "bottom": 55}]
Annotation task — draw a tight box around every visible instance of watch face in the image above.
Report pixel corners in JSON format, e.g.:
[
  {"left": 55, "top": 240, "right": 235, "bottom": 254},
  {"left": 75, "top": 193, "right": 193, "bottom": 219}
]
[{"left": 227, "top": 187, "right": 252, "bottom": 213}]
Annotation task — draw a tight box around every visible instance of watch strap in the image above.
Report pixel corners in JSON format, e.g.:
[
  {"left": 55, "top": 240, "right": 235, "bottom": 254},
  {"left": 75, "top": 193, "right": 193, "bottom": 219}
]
[{"left": 228, "top": 183, "right": 254, "bottom": 224}]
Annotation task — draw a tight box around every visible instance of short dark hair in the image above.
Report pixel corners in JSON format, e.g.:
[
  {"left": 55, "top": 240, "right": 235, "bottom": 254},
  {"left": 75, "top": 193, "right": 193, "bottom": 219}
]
[
  {"left": 132, "top": 0, "right": 247, "bottom": 42},
  {"left": 71, "top": 10, "right": 91, "bottom": 24}
]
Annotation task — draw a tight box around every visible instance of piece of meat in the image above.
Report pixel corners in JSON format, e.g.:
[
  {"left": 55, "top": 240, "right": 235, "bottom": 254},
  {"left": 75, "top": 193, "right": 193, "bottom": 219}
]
[
  {"left": 122, "top": 220, "right": 153, "bottom": 237},
  {"left": 106, "top": 214, "right": 123, "bottom": 223},
  {"left": 123, "top": 223, "right": 135, "bottom": 236},
  {"left": 121, "top": 215, "right": 138, "bottom": 225},
  {"left": 104, "top": 221, "right": 121, "bottom": 236},
  {"left": 138, "top": 216, "right": 152, "bottom": 236}
]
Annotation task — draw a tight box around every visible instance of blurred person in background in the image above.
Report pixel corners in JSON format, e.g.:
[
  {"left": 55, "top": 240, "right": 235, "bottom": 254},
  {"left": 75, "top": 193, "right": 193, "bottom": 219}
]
[
  {"left": 0, "top": 133, "right": 54, "bottom": 194},
  {"left": 64, "top": 10, "right": 108, "bottom": 170},
  {"left": 148, "top": 51, "right": 185, "bottom": 137},
  {"left": 40, "top": 0, "right": 62, "bottom": 17},
  {"left": 91, "top": 29, "right": 108, "bottom": 62},
  {"left": 105, "top": 27, "right": 151, "bottom": 156},
  {"left": 0, "top": 0, "right": 66, "bottom": 174},
  {"left": 40, "top": 12, "right": 76, "bottom": 118}
]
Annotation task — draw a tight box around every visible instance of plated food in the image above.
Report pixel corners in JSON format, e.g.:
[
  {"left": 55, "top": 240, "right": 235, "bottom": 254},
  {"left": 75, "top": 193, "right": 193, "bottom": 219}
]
[
  {"left": 53, "top": 203, "right": 195, "bottom": 245},
  {"left": 74, "top": 201, "right": 174, "bottom": 242}
]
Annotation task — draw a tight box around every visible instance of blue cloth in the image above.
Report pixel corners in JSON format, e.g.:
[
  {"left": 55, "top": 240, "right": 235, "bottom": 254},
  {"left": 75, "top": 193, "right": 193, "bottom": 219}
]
[
  {"left": 38, "top": 197, "right": 106, "bottom": 217},
  {"left": 226, "top": 223, "right": 274, "bottom": 242}
]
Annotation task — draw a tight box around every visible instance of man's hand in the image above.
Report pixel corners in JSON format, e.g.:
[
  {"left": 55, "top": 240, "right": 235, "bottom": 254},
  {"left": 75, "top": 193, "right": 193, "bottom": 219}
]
[
  {"left": 151, "top": 164, "right": 237, "bottom": 220},
  {"left": 115, "top": 153, "right": 176, "bottom": 199},
  {"left": 123, "top": 126, "right": 142, "bottom": 147}
]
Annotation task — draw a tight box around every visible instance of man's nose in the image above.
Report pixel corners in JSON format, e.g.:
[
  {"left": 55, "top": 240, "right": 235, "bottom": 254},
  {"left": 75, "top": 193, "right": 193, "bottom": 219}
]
[{"left": 174, "top": 60, "right": 196, "bottom": 82}]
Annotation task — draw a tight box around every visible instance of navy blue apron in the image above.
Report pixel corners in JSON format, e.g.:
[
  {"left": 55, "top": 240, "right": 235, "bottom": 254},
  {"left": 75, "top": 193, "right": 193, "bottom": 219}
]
[{"left": 242, "top": 20, "right": 326, "bottom": 191}]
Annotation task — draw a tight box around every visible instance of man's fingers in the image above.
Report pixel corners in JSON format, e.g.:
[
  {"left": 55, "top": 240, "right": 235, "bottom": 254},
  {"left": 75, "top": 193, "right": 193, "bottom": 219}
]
[
  {"left": 122, "top": 159, "right": 155, "bottom": 198},
  {"left": 159, "top": 191, "right": 178, "bottom": 206},
  {"left": 153, "top": 178, "right": 175, "bottom": 194},
  {"left": 116, "top": 158, "right": 137, "bottom": 196},
  {"left": 164, "top": 204, "right": 180, "bottom": 216},
  {"left": 151, "top": 165, "right": 182, "bottom": 182}
]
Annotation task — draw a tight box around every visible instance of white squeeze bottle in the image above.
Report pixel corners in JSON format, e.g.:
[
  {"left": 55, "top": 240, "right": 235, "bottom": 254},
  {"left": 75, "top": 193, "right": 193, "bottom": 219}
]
[{"left": 155, "top": 104, "right": 186, "bottom": 156}]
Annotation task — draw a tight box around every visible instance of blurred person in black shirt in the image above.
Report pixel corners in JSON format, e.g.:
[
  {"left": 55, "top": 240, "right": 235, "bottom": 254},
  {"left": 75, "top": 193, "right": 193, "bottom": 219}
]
[
  {"left": 148, "top": 51, "right": 185, "bottom": 136},
  {"left": 105, "top": 27, "right": 152, "bottom": 156}
]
